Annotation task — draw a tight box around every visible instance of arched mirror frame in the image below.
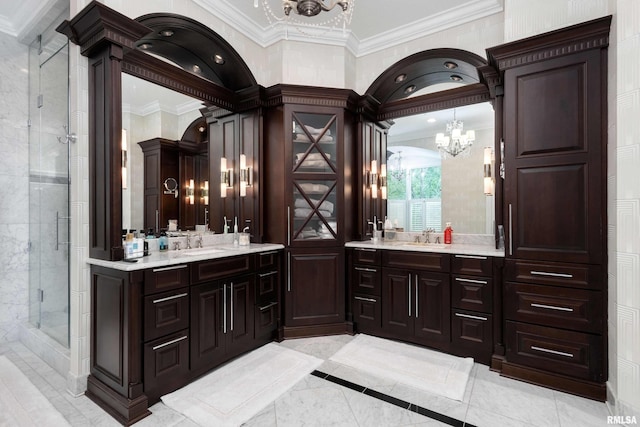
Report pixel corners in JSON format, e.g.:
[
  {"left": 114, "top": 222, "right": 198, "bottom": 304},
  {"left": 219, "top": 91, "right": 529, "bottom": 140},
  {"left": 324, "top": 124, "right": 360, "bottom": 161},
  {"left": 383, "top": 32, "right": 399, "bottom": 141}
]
[
  {"left": 58, "top": 1, "right": 258, "bottom": 260},
  {"left": 363, "top": 49, "right": 502, "bottom": 247}
]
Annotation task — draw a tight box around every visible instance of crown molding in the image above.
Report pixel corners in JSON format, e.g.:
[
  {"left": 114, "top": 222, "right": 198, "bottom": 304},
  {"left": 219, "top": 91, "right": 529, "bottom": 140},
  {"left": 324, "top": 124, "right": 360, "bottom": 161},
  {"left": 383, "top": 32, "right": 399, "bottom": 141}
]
[
  {"left": 194, "top": 0, "right": 502, "bottom": 57},
  {"left": 355, "top": 0, "right": 503, "bottom": 57}
]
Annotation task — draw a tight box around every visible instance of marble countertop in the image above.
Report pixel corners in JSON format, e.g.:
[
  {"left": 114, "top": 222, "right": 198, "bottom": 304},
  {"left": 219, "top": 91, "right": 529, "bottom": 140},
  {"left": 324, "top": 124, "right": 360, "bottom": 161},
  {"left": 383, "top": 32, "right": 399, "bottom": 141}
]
[
  {"left": 345, "top": 239, "right": 505, "bottom": 257},
  {"left": 87, "top": 243, "right": 285, "bottom": 272}
]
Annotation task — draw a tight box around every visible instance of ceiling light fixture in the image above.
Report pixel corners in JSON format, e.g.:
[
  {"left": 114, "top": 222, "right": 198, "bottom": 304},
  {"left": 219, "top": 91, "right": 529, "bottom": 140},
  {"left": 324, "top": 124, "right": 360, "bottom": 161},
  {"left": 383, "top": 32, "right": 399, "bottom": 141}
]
[
  {"left": 254, "top": 0, "right": 356, "bottom": 37},
  {"left": 444, "top": 61, "right": 458, "bottom": 69},
  {"left": 435, "top": 109, "right": 475, "bottom": 158},
  {"left": 160, "top": 29, "right": 174, "bottom": 37},
  {"left": 450, "top": 75, "right": 463, "bottom": 82},
  {"left": 388, "top": 151, "right": 406, "bottom": 181},
  {"left": 214, "top": 54, "right": 225, "bottom": 64}
]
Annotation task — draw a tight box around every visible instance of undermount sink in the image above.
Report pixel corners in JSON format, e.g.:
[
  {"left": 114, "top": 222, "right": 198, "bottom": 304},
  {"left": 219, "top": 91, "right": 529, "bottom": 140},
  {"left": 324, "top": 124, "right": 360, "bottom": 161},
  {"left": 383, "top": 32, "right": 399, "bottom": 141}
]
[{"left": 173, "top": 247, "right": 227, "bottom": 256}]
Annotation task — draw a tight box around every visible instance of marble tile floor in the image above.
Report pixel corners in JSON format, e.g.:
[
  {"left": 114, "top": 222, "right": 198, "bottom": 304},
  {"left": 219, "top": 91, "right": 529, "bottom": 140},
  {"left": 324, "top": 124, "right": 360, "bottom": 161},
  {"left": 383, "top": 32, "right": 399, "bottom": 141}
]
[{"left": 0, "top": 335, "right": 612, "bottom": 427}]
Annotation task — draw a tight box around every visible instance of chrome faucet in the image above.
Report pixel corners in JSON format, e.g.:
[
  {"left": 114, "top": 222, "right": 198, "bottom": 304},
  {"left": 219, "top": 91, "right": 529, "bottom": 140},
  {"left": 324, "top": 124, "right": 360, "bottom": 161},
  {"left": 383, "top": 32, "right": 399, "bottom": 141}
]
[
  {"left": 173, "top": 241, "right": 181, "bottom": 251},
  {"left": 186, "top": 233, "right": 192, "bottom": 250},
  {"left": 196, "top": 234, "right": 203, "bottom": 248},
  {"left": 422, "top": 228, "right": 435, "bottom": 243}
]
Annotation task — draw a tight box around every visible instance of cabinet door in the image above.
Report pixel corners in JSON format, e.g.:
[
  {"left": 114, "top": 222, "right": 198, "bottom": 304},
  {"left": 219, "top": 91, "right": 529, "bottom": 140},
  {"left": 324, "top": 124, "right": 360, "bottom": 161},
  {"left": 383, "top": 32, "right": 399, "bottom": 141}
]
[
  {"left": 190, "top": 282, "right": 225, "bottom": 374},
  {"left": 227, "top": 275, "right": 255, "bottom": 357},
  {"left": 286, "top": 248, "right": 344, "bottom": 326},
  {"left": 353, "top": 294, "right": 382, "bottom": 334},
  {"left": 504, "top": 50, "right": 604, "bottom": 263},
  {"left": 381, "top": 268, "right": 413, "bottom": 337},
  {"left": 414, "top": 271, "right": 450, "bottom": 344},
  {"left": 289, "top": 110, "right": 341, "bottom": 245}
]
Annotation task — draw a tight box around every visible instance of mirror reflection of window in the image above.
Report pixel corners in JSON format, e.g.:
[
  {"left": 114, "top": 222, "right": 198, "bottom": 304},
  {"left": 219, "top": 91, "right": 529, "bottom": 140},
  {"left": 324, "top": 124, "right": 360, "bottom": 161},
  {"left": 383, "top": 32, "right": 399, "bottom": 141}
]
[{"left": 386, "top": 102, "right": 495, "bottom": 235}]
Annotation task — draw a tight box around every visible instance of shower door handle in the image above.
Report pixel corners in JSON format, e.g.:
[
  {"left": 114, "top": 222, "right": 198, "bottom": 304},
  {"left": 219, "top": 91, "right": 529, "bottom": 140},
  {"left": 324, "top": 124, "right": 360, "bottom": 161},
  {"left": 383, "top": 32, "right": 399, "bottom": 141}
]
[{"left": 56, "top": 211, "right": 71, "bottom": 250}]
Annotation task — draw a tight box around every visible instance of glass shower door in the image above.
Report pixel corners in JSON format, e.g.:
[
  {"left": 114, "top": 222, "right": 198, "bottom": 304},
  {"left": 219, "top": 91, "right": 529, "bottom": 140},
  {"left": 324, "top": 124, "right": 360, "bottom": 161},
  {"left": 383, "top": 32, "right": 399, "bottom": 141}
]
[{"left": 28, "top": 34, "right": 70, "bottom": 348}]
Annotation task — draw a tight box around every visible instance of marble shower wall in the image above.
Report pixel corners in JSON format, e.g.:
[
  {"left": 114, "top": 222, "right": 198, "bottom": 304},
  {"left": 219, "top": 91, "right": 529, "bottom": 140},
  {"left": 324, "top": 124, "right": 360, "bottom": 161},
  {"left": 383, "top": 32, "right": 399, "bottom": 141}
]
[{"left": 0, "top": 31, "right": 30, "bottom": 343}]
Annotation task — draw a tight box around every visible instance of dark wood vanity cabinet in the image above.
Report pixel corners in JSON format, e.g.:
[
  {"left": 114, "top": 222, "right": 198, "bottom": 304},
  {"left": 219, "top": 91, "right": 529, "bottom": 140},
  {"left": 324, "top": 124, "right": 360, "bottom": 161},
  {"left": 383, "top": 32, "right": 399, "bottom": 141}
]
[
  {"left": 190, "top": 273, "right": 255, "bottom": 377},
  {"left": 349, "top": 248, "right": 383, "bottom": 334},
  {"left": 381, "top": 253, "right": 451, "bottom": 350},
  {"left": 450, "top": 254, "right": 494, "bottom": 364},
  {"left": 87, "top": 250, "right": 282, "bottom": 424},
  {"left": 487, "top": 16, "right": 610, "bottom": 400},
  {"left": 348, "top": 247, "right": 499, "bottom": 363},
  {"left": 255, "top": 251, "right": 281, "bottom": 340}
]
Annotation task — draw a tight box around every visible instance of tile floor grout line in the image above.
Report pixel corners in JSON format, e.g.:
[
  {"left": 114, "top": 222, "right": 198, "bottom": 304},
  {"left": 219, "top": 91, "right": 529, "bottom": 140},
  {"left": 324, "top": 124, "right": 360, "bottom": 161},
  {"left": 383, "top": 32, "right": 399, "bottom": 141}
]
[{"left": 312, "top": 369, "right": 472, "bottom": 427}]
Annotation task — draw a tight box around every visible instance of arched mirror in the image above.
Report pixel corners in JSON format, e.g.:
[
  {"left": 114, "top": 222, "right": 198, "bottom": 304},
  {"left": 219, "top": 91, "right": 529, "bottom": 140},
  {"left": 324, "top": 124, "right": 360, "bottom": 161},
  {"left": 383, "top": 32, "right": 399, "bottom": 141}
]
[{"left": 365, "top": 48, "right": 498, "bottom": 241}]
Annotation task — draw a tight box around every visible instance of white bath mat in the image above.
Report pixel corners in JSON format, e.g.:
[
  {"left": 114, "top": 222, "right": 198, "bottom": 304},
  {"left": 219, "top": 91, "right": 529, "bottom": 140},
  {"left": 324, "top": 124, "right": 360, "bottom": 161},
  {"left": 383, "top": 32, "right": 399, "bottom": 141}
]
[
  {"left": 0, "top": 355, "right": 70, "bottom": 426},
  {"left": 161, "top": 343, "right": 322, "bottom": 426},
  {"left": 329, "top": 334, "right": 473, "bottom": 401}
]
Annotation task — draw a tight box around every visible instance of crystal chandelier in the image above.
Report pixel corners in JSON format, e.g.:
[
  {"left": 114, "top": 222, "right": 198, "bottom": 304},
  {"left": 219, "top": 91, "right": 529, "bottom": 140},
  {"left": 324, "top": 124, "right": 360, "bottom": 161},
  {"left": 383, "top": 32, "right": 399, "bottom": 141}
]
[
  {"left": 254, "top": 0, "right": 355, "bottom": 36},
  {"left": 435, "top": 109, "right": 475, "bottom": 158},
  {"left": 388, "top": 151, "right": 406, "bottom": 180}
]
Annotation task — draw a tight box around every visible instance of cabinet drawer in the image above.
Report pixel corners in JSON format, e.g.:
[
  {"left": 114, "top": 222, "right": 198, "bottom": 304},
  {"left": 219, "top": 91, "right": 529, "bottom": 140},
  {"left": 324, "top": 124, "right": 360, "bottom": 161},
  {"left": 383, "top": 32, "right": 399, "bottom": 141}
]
[
  {"left": 191, "top": 255, "right": 252, "bottom": 284},
  {"left": 255, "top": 301, "right": 278, "bottom": 338},
  {"left": 506, "top": 321, "right": 603, "bottom": 382},
  {"left": 383, "top": 251, "right": 450, "bottom": 272},
  {"left": 256, "top": 269, "right": 279, "bottom": 305},
  {"left": 144, "top": 264, "right": 189, "bottom": 295},
  {"left": 351, "top": 247, "right": 381, "bottom": 265},
  {"left": 144, "top": 288, "right": 190, "bottom": 341},
  {"left": 143, "top": 329, "right": 190, "bottom": 400},
  {"left": 353, "top": 293, "right": 382, "bottom": 333},
  {"left": 452, "top": 309, "right": 493, "bottom": 353},
  {"left": 451, "top": 254, "right": 493, "bottom": 276},
  {"left": 452, "top": 275, "right": 492, "bottom": 312},
  {"left": 351, "top": 265, "right": 381, "bottom": 296},
  {"left": 505, "top": 259, "right": 603, "bottom": 290},
  {"left": 257, "top": 250, "right": 280, "bottom": 270},
  {"left": 505, "top": 282, "right": 603, "bottom": 333}
]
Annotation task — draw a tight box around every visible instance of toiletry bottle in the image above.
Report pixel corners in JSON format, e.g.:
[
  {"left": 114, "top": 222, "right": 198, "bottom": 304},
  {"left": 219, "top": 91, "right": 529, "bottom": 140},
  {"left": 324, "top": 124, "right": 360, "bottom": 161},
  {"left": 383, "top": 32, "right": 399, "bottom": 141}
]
[
  {"left": 159, "top": 231, "right": 168, "bottom": 252},
  {"left": 233, "top": 216, "right": 239, "bottom": 246},
  {"left": 444, "top": 222, "right": 453, "bottom": 244}
]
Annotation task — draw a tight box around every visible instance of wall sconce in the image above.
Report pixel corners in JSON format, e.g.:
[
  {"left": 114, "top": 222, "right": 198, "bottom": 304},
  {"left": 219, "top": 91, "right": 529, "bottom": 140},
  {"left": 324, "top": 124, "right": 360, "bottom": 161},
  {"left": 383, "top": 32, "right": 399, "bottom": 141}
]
[
  {"left": 484, "top": 147, "right": 494, "bottom": 196},
  {"left": 366, "top": 161, "right": 387, "bottom": 200},
  {"left": 186, "top": 179, "right": 195, "bottom": 205},
  {"left": 220, "top": 157, "right": 233, "bottom": 198},
  {"left": 201, "top": 180, "right": 209, "bottom": 205},
  {"left": 121, "top": 129, "right": 127, "bottom": 190},
  {"left": 239, "top": 154, "right": 253, "bottom": 197},
  {"left": 380, "top": 164, "right": 387, "bottom": 200},
  {"left": 370, "top": 160, "right": 378, "bottom": 199}
]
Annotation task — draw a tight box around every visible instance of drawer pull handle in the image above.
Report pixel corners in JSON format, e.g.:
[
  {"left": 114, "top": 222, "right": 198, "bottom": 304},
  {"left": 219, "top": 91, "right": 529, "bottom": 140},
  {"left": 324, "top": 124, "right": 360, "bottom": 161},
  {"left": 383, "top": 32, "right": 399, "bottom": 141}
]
[
  {"left": 152, "top": 335, "right": 187, "bottom": 351},
  {"left": 455, "top": 255, "right": 488, "bottom": 260},
  {"left": 531, "top": 345, "right": 573, "bottom": 358},
  {"left": 152, "top": 264, "right": 188, "bottom": 273},
  {"left": 455, "top": 277, "right": 488, "bottom": 285},
  {"left": 259, "top": 270, "right": 278, "bottom": 278},
  {"left": 355, "top": 248, "right": 377, "bottom": 252},
  {"left": 259, "top": 302, "right": 278, "bottom": 311},
  {"left": 260, "top": 251, "right": 279, "bottom": 256},
  {"left": 152, "top": 292, "right": 188, "bottom": 304},
  {"left": 530, "top": 270, "right": 573, "bottom": 279},
  {"left": 354, "top": 296, "right": 377, "bottom": 303},
  {"left": 530, "top": 303, "right": 573, "bottom": 312},
  {"left": 455, "top": 313, "right": 488, "bottom": 321},
  {"left": 355, "top": 267, "right": 377, "bottom": 273}
]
